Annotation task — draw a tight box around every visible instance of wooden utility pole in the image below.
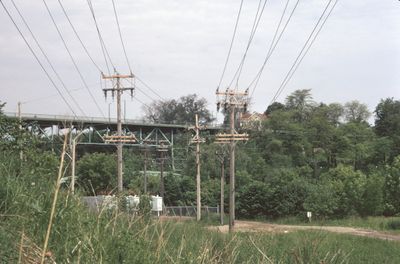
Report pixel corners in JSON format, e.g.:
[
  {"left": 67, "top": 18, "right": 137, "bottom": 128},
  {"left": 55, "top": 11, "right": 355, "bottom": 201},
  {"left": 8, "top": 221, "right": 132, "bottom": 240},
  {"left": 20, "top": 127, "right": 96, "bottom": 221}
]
[
  {"left": 216, "top": 147, "right": 227, "bottom": 225},
  {"left": 157, "top": 143, "right": 168, "bottom": 198},
  {"left": 102, "top": 72, "right": 135, "bottom": 192},
  {"left": 70, "top": 130, "right": 84, "bottom": 194},
  {"left": 216, "top": 88, "right": 249, "bottom": 232},
  {"left": 141, "top": 142, "right": 150, "bottom": 194},
  {"left": 189, "top": 114, "right": 205, "bottom": 221}
]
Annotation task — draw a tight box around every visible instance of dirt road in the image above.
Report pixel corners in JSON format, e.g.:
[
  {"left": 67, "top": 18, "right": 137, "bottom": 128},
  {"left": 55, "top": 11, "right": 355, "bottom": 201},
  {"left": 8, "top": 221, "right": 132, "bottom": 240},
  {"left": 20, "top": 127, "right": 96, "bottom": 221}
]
[{"left": 209, "top": 220, "right": 400, "bottom": 241}]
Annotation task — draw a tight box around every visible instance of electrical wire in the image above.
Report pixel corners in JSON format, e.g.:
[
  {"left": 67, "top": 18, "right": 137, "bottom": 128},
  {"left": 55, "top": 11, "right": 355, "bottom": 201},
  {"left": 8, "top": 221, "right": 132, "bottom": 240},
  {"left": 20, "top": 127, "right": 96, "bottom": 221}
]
[
  {"left": 227, "top": 0, "right": 269, "bottom": 90},
  {"left": 10, "top": 0, "right": 87, "bottom": 117},
  {"left": 121, "top": 78, "right": 155, "bottom": 102},
  {"left": 135, "top": 75, "right": 164, "bottom": 101},
  {"left": 274, "top": 0, "right": 338, "bottom": 102},
  {"left": 270, "top": 0, "right": 338, "bottom": 104},
  {"left": 57, "top": 0, "right": 103, "bottom": 73},
  {"left": 42, "top": 0, "right": 106, "bottom": 118},
  {"left": 0, "top": 0, "right": 77, "bottom": 117},
  {"left": 248, "top": 0, "right": 298, "bottom": 98},
  {"left": 111, "top": 0, "right": 133, "bottom": 73},
  {"left": 216, "top": 0, "right": 244, "bottom": 91},
  {"left": 86, "top": 0, "right": 115, "bottom": 74}
]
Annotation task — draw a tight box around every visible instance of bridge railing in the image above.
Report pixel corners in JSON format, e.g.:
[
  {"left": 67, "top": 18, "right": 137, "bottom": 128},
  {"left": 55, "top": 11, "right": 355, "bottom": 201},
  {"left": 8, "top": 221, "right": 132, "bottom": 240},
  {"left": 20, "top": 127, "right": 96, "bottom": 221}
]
[{"left": 4, "top": 112, "right": 224, "bottom": 129}]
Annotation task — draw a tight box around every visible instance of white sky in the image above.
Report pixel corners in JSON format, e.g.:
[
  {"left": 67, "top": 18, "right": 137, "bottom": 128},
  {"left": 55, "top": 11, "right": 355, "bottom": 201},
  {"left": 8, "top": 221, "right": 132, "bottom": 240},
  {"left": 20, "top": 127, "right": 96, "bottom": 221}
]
[{"left": 0, "top": 0, "right": 399, "bottom": 122}]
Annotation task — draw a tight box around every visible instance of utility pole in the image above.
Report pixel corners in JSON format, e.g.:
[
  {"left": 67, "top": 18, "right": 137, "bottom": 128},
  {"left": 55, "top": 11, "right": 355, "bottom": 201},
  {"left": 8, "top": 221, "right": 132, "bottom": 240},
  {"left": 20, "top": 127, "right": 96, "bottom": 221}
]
[
  {"left": 189, "top": 114, "right": 205, "bottom": 221},
  {"left": 216, "top": 88, "right": 249, "bottom": 232},
  {"left": 141, "top": 142, "right": 150, "bottom": 194},
  {"left": 216, "top": 147, "right": 227, "bottom": 225},
  {"left": 102, "top": 72, "right": 135, "bottom": 193},
  {"left": 70, "top": 129, "right": 84, "bottom": 194},
  {"left": 157, "top": 142, "right": 168, "bottom": 198}
]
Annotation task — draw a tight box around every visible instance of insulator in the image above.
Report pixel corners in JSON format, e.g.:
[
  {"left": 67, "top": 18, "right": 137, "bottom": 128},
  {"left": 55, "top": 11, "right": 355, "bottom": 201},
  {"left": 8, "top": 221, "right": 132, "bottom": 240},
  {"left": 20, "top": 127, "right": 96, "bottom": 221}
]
[
  {"left": 104, "top": 91, "right": 107, "bottom": 99},
  {"left": 112, "top": 90, "right": 115, "bottom": 99},
  {"left": 243, "top": 103, "right": 247, "bottom": 112},
  {"left": 224, "top": 102, "right": 228, "bottom": 111},
  {"left": 216, "top": 102, "right": 220, "bottom": 112}
]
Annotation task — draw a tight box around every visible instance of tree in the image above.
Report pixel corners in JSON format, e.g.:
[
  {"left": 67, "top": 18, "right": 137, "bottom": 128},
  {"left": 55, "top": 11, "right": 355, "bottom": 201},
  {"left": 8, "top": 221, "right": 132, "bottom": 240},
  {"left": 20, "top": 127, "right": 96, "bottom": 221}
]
[
  {"left": 344, "top": 100, "right": 370, "bottom": 123},
  {"left": 374, "top": 98, "right": 400, "bottom": 160},
  {"left": 144, "top": 94, "right": 214, "bottom": 124},
  {"left": 326, "top": 103, "right": 344, "bottom": 126},
  {"left": 265, "top": 102, "right": 285, "bottom": 115},
  {"left": 77, "top": 152, "right": 117, "bottom": 194},
  {"left": 384, "top": 156, "right": 400, "bottom": 216},
  {"left": 285, "top": 89, "right": 315, "bottom": 122}
]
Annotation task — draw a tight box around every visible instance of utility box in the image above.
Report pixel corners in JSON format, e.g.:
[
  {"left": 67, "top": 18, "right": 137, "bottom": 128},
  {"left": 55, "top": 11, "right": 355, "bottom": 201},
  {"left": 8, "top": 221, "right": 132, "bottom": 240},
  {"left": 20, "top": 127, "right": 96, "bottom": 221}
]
[{"left": 151, "top": 195, "right": 163, "bottom": 216}]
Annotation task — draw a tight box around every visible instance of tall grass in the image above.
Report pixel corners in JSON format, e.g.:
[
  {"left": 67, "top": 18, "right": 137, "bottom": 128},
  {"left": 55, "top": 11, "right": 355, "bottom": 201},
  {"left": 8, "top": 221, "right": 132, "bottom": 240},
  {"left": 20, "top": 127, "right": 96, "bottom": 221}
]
[{"left": 1, "top": 151, "right": 400, "bottom": 263}]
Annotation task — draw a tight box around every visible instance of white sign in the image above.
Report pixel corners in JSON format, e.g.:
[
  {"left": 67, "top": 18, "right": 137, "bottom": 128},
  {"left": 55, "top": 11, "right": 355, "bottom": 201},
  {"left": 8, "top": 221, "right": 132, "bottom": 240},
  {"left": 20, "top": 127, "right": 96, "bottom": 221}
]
[{"left": 307, "top": 211, "right": 312, "bottom": 218}]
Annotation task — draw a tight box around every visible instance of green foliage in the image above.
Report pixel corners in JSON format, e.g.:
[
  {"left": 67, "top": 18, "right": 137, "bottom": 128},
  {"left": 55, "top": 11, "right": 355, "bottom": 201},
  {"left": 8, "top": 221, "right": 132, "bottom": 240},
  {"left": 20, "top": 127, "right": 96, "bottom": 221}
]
[
  {"left": 375, "top": 98, "right": 400, "bottom": 160},
  {"left": 384, "top": 156, "right": 400, "bottom": 216},
  {"left": 77, "top": 152, "right": 117, "bottom": 194},
  {"left": 144, "top": 94, "right": 214, "bottom": 124}
]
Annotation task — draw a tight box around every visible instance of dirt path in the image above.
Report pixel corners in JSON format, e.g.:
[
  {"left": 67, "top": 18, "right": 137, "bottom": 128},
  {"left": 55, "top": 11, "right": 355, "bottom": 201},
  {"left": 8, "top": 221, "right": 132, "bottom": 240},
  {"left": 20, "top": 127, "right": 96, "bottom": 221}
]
[{"left": 209, "top": 220, "right": 400, "bottom": 241}]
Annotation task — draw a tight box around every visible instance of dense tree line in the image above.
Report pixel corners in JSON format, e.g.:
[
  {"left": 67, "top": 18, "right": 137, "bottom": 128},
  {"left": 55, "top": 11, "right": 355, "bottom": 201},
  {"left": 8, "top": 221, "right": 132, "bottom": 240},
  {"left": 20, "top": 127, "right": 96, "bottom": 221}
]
[{"left": 1, "top": 90, "right": 400, "bottom": 220}]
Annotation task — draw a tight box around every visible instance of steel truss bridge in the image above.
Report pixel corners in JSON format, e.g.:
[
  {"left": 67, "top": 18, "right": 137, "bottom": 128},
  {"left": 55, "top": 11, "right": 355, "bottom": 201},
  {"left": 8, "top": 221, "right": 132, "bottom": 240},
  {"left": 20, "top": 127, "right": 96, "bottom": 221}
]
[
  {"left": 5, "top": 112, "right": 222, "bottom": 171},
  {"left": 5, "top": 112, "right": 222, "bottom": 145}
]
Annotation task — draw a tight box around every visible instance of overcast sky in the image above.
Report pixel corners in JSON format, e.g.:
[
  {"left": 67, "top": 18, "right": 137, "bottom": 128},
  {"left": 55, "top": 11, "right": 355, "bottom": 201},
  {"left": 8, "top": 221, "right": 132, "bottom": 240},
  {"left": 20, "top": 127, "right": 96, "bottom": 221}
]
[{"left": 0, "top": 0, "right": 399, "bottom": 122}]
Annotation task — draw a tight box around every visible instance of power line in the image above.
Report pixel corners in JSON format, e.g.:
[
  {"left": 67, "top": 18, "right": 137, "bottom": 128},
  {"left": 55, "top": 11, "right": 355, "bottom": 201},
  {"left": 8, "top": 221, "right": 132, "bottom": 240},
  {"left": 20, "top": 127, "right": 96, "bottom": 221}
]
[
  {"left": 249, "top": 0, "right": 300, "bottom": 98},
  {"left": 121, "top": 78, "right": 155, "bottom": 102},
  {"left": 0, "top": 1, "right": 77, "bottom": 117},
  {"left": 271, "top": 0, "right": 338, "bottom": 104},
  {"left": 135, "top": 76, "right": 164, "bottom": 101},
  {"left": 42, "top": 0, "right": 105, "bottom": 118},
  {"left": 86, "top": 0, "right": 115, "bottom": 74},
  {"left": 9, "top": 0, "right": 87, "bottom": 117},
  {"left": 57, "top": 0, "right": 103, "bottom": 73},
  {"left": 216, "top": 0, "right": 244, "bottom": 90},
  {"left": 111, "top": 0, "right": 133, "bottom": 73},
  {"left": 275, "top": 0, "right": 338, "bottom": 101},
  {"left": 228, "top": 0, "right": 269, "bottom": 90}
]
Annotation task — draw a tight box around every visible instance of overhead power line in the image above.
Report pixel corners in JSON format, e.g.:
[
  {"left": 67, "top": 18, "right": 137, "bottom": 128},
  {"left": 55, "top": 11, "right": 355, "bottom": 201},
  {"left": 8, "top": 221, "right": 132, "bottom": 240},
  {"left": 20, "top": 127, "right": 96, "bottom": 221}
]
[
  {"left": 42, "top": 0, "right": 105, "bottom": 118},
  {"left": 270, "top": 0, "right": 338, "bottom": 104},
  {"left": 57, "top": 0, "right": 103, "bottom": 73},
  {"left": 10, "top": 0, "right": 86, "bottom": 117},
  {"left": 228, "top": 0, "right": 269, "bottom": 90},
  {"left": 0, "top": 1, "right": 77, "bottom": 117},
  {"left": 111, "top": 0, "right": 133, "bottom": 73},
  {"left": 86, "top": 0, "right": 115, "bottom": 74},
  {"left": 216, "top": 0, "right": 244, "bottom": 90},
  {"left": 249, "top": 0, "right": 300, "bottom": 98},
  {"left": 135, "top": 76, "right": 164, "bottom": 101}
]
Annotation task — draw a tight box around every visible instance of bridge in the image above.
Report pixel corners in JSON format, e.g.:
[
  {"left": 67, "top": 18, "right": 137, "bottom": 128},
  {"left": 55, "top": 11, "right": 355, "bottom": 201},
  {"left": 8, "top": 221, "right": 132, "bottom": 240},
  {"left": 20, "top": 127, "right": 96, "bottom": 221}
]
[
  {"left": 5, "top": 112, "right": 224, "bottom": 171},
  {"left": 5, "top": 112, "right": 222, "bottom": 147}
]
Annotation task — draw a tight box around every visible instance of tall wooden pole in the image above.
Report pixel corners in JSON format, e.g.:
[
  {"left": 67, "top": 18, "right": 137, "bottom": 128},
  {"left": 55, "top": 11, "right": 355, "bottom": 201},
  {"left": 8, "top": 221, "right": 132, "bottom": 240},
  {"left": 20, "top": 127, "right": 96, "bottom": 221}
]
[
  {"left": 116, "top": 77, "right": 123, "bottom": 192},
  {"left": 229, "top": 106, "right": 235, "bottom": 231},
  {"left": 71, "top": 138, "right": 76, "bottom": 194},
  {"left": 220, "top": 155, "right": 225, "bottom": 226},
  {"left": 102, "top": 72, "right": 134, "bottom": 193},
  {"left": 195, "top": 114, "right": 201, "bottom": 221},
  {"left": 159, "top": 150, "right": 165, "bottom": 198},
  {"left": 143, "top": 146, "right": 148, "bottom": 194},
  {"left": 216, "top": 88, "right": 249, "bottom": 232}
]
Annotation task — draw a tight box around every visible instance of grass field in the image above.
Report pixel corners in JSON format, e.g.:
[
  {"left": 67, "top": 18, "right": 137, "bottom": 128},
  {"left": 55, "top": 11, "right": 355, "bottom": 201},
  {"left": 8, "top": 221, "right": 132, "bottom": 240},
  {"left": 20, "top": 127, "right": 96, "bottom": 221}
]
[{"left": 270, "top": 216, "right": 400, "bottom": 233}]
